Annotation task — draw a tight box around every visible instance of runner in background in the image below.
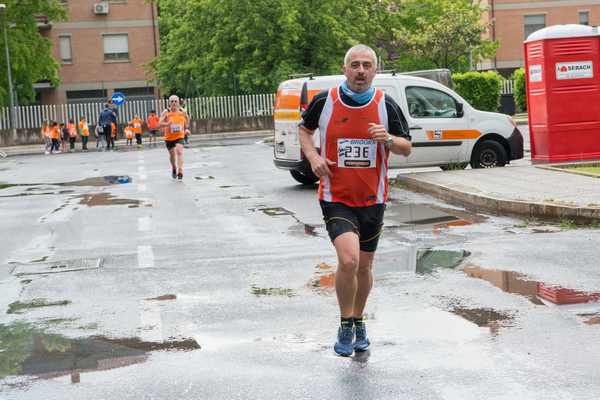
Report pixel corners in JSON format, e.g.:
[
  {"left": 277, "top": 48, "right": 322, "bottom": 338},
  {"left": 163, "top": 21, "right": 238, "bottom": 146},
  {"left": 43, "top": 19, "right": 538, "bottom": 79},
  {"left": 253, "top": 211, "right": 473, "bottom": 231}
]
[
  {"left": 160, "top": 94, "right": 188, "bottom": 180},
  {"left": 146, "top": 110, "right": 160, "bottom": 146},
  {"left": 79, "top": 117, "right": 90, "bottom": 152}
]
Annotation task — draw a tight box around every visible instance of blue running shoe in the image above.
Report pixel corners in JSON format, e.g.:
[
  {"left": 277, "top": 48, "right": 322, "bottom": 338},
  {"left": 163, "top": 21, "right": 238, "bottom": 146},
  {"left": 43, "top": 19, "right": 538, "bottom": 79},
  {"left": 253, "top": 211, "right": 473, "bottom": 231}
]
[
  {"left": 334, "top": 325, "right": 354, "bottom": 357},
  {"left": 354, "top": 323, "right": 370, "bottom": 352}
]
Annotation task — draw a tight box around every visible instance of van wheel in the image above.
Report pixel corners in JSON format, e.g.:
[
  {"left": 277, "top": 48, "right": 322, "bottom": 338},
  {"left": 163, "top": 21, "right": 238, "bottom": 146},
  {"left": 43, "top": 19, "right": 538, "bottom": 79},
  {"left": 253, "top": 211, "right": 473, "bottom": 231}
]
[
  {"left": 290, "top": 169, "right": 319, "bottom": 185},
  {"left": 471, "top": 140, "right": 507, "bottom": 168},
  {"left": 440, "top": 162, "right": 468, "bottom": 171}
]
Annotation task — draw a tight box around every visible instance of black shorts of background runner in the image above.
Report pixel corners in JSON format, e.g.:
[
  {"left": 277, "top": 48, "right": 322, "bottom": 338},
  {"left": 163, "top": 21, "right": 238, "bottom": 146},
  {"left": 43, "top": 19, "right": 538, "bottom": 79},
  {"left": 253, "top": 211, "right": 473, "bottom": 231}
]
[
  {"left": 165, "top": 138, "right": 183, "bottom": 150},
  {"left": 149, "top": 130, "right": 159, "bottom": 137},
  {"left": 320, "top": 201, "right": 385, "bottom": 252}
]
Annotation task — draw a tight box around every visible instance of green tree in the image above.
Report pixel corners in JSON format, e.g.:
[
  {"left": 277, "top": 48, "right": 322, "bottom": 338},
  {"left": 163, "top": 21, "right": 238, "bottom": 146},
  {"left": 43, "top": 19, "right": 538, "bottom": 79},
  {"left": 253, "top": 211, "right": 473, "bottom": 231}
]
[
  {"left": 153, "top": 0, "right": 386, "bottom": 96},
  {"left": 512, "top": 68, "right": 527, "bottom": 112},
  {"left": 0, "top": 0, "right": 66, "bottom": 106},
  {"left": 391, "top": 0, "right": 497, "bottom": 72}
]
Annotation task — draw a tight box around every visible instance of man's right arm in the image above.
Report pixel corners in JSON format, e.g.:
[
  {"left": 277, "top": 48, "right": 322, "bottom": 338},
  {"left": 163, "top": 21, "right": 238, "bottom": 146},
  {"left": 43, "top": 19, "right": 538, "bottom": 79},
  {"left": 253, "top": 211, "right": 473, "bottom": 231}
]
[{"left": 299, "top": 91, "right": 335, "bottom": 178}]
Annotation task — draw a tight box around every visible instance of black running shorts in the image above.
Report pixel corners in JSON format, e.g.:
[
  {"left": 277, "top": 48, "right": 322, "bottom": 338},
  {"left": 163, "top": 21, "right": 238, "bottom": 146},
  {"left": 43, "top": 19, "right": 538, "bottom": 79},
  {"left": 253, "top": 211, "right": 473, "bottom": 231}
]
[
  {"left": 165, "top": 138, "right": 183, "bottom": 150},
  {"left": 320, "top": 201, "right": 385, "bottom": 252}
]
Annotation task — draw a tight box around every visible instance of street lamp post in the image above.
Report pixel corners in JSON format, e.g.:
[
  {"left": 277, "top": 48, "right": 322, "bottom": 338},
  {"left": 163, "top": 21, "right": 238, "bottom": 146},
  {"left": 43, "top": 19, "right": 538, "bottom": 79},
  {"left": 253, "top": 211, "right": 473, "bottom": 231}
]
[{"left": 0, "top": 3, "right": 17, "bottom": 135}]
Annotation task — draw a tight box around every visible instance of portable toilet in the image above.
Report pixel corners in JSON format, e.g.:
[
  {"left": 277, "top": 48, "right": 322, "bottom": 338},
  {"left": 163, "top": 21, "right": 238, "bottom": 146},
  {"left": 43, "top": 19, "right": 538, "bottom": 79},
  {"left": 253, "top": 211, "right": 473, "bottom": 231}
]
[{"left": 524, "top": 25, "right": 600, "bottom": 163}]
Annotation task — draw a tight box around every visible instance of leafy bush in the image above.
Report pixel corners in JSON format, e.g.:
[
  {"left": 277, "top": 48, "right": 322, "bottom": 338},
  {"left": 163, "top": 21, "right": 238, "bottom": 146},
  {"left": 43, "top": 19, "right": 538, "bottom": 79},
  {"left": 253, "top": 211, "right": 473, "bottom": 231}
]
[
  {"left": 512, "top": 68, "right": 527, "bottom": 112},
  {"left": 452, "top": 71, "right": 502, "bottom": 112}
]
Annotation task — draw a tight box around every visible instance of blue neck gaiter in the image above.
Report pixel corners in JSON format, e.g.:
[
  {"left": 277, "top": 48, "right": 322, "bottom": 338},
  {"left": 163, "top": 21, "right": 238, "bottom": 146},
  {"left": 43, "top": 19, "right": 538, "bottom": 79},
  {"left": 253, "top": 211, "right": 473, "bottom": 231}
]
[{"left": 340, "top": 81, "right": 375, "bottom": 105}]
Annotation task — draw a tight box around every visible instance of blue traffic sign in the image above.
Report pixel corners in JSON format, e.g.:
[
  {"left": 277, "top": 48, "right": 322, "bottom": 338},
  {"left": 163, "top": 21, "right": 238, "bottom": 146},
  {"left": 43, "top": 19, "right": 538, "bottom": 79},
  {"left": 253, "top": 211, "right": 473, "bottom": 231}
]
[{"left": 111, "top": 92, "right": 126, "bottom": 105}]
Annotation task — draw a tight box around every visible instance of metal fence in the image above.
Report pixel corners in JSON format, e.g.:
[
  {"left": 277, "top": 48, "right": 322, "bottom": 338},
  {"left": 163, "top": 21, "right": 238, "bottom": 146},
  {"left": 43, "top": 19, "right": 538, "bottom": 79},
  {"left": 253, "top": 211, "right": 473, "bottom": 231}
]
[
  {"left": 0, "top": 93, "right": 276, "bottom": 130},
  {"left": 501, "top": 79, "right": 515, "bottom": 95}
]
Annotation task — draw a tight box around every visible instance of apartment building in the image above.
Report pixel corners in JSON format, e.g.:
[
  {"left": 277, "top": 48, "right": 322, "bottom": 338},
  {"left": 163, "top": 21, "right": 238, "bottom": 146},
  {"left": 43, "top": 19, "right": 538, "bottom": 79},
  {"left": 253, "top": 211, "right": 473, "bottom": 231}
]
[
  {"left": 37, "top": 0, "right": 159, "bottom": 104},
  {"left": 479, "top": 0, "right": 600, "bottom": 75}
]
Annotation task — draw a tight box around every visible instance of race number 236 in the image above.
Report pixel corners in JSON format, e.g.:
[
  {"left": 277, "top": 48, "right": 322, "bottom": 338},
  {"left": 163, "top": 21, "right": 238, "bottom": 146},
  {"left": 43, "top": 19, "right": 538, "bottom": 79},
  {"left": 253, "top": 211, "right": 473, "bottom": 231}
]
[{"left": 337, "top": 138, "right": 377, "bottom": 168}]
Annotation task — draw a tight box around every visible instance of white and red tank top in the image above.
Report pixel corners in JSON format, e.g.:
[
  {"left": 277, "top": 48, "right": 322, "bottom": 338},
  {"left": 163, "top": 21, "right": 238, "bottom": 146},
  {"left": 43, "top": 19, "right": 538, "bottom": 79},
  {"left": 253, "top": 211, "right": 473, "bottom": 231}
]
[{"left": 318, "top": 87, "right": 390, "bottom": 207}]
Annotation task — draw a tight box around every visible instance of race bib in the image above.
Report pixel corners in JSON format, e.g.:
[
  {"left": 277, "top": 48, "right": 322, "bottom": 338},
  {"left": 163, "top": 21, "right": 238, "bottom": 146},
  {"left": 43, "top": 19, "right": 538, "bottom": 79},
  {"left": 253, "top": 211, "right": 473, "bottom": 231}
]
[
  {"left": 337, "top": 138, "right": 377, "bottom": 168},
  {"left": 170, "top": 123, "right": 183, "bottom": 133}
]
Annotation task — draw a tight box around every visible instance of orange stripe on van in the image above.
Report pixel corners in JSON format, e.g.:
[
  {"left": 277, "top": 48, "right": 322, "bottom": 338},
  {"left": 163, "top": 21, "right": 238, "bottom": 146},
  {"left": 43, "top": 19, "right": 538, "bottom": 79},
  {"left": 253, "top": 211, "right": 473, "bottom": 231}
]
[
  {"left": 275, "top": 90, "right": 300, "bottom": 110},
  {"left": 426, "top": 129, "right": 481, "bottom": 140},
  {"left": 274, "top": 110, "right": 301, "bottom": 121}
]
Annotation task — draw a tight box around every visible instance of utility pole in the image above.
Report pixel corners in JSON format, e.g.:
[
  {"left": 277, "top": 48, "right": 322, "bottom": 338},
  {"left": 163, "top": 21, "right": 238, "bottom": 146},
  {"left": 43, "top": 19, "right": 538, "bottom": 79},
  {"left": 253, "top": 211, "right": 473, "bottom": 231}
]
[{"left": 0, "top": 3, "right": 17, "bottom": 135}]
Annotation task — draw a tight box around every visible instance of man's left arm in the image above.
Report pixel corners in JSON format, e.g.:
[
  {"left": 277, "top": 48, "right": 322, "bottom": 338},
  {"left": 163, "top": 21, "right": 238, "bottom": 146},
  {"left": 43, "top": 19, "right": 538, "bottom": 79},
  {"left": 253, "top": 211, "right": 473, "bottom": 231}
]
[{"left": 368, "top": 96, "right": 411, "bottom": 156}]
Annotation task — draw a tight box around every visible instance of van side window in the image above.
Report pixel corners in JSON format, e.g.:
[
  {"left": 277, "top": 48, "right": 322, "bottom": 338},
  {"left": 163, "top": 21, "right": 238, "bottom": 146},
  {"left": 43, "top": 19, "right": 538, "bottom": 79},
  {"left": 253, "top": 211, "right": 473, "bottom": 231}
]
[{"left": 405, "top": 86, "right": 459, "bottom": 119}]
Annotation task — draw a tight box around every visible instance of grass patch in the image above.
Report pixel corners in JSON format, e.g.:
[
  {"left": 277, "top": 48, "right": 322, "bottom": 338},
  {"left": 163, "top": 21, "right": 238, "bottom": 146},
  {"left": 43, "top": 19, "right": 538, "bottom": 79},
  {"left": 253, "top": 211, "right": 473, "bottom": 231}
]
[
  {"left": 559, "top": 219, "right": 577, "bottom": 230},
  {"left": 7, "top": 299, "right": 71, "bottom": 314}
]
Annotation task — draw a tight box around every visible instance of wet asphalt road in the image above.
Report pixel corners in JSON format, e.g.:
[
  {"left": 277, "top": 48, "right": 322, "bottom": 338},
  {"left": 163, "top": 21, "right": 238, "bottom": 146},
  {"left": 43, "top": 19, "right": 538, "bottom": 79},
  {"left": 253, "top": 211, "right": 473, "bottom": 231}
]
[{"left": 1, "top": 137, "right": 600, "bottom": 399}]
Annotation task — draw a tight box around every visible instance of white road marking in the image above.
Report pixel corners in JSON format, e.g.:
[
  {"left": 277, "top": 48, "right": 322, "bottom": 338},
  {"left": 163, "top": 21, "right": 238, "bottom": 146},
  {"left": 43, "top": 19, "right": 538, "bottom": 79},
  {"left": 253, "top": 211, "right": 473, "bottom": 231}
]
[
  {"left": 138, "top": 183, "right": 147, "bottom": 192},
  {"left": 138, "top": 216, "right": 151, "bottom": 232},
  {"left": 139, "top": 173, "right": 148, "bottom": 181},
  {"left": 137, "top": 245, "right": 154, "bottom": 268}
]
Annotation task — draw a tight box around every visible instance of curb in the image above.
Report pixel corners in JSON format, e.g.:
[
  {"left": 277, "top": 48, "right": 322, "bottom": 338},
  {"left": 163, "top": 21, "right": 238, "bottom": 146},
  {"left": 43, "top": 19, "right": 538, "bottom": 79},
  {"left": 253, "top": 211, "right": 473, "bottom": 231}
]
[
  {"left": 0, "top": 130, "right": 273, "bottom": 158},
  {"left": 394, "top": 174, "right": 600, "bottom": 224}
]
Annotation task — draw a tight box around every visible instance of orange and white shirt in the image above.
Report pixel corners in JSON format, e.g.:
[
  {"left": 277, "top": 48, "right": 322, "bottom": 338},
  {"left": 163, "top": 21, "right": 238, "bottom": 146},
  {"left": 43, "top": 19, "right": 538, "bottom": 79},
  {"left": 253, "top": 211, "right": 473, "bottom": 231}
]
[
  {"left": 78, "top": 121, "right": 89, "bottom": 137},
  {"left": 147, "top": 115, "right": 160, "bottom": 130},
  {"left": 318, "top": 87, "right": 389, "bottom": 207},
  {"left": 67, "top": 123, "right": 77, "bottom": 138},
  {"left": 131, "top": 118, "right": 143, "bottom": 134},
  {"left": 125, "top": 127, "right": 134, "bottom": 139},
  {"left": 163, "top": 111, "right": 187, "bottom": 141},
  {"left": 50, "top": 126, "right": 60, "bottom": 140}
]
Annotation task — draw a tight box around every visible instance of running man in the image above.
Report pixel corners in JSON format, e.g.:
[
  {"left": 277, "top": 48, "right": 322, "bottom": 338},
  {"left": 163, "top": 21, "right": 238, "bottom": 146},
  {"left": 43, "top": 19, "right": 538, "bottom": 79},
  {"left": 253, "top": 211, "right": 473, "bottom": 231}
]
[
  {"left": 298, "top": 44, "right": 412, "bottom": 357},
  {"left": 160, "top": 95, "right": 189, "bottom": 180},
  {"left": 146, "top": 110, "right": 160, "bottom": 146}
]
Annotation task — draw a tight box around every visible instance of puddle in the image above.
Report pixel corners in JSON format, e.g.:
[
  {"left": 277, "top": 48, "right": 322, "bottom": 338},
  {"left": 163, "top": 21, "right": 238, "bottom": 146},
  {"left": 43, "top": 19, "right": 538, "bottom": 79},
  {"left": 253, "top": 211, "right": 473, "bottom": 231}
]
[
  {"left": 219, "top": 185, "right": 249, "bottom": 189},
  {"left": 145, "top": 294, "right": 177, "bottom": 301},
  {"left": 0, "top": 322, "right": 200, "bottom": 382},
  {"left": 463, "top": 265, "right": 600, "bottom": 305},
  {"left": 259, "top": 207, "right": 294, "bottom": 216},
  {"left": 450, "top": 306, "right": 514, "bottom": 330},
  {"left": 308, "top": 262, "right": 336, "bottom": 295},
  {"left": 77, "top": 193, "right": 144, "bottom": 208},
  {"left": 416, "top": 249, "right": 471, "bottom": 275},
  {"left": 384, "top": 202, "right": 485, "bottom": 232},
  {"left": 288, "top": 223, "right": 323, "bottom": 238},
  {"left": 29, "top": 256, "right": 49, "bottom": 263},
  {"left": 250, "top": 285, "right": 296, "bottom": 298},
  {"left": 0, "top": 189, "right": 76, "bottom": 199},
  {"left": 7, "top": 299, "right": 71, "bottom": 314},
  {"left": 581, "top": 314, "right": 600, "bottom": 325},
  {"left": 194, "top": 176, "right": 214, "bottom": 180},
  {"left": 230, "top": 196, "right": 252, "bottom": 200},
  {"left": 0, "top": 176, "right": 132, "bottom": 191}
]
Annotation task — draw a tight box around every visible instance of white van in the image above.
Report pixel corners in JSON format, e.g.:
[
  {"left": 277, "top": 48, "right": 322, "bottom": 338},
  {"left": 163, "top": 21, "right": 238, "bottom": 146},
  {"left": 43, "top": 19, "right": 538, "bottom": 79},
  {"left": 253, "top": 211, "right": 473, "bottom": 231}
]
[{"left": 273, "top": 71, "right": 524, "bottom": 184}]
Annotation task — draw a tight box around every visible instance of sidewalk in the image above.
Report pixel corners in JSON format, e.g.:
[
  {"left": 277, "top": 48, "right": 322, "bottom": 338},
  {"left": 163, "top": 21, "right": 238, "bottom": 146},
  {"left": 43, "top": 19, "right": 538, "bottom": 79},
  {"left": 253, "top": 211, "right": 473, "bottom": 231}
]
[
  {"left": 394, "top": 163, "right": 600, "bottom": 223},
  {"left": 0, "top": 129, "right": 272, "bottom": 158}
]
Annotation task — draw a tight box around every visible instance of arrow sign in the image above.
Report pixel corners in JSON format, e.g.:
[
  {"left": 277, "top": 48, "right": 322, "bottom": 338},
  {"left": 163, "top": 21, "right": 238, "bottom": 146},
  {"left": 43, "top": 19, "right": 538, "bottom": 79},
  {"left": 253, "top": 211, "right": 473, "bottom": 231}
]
[{"left": 111, "top": 92, "right": 126, "bottom": 106}]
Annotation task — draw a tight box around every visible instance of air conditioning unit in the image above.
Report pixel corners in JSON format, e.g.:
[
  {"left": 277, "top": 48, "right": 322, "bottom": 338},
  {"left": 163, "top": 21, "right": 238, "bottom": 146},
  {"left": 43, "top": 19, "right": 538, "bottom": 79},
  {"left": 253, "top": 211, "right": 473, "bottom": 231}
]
[{"left": 93, "top": 2, "right": 109, "bottom": 15}]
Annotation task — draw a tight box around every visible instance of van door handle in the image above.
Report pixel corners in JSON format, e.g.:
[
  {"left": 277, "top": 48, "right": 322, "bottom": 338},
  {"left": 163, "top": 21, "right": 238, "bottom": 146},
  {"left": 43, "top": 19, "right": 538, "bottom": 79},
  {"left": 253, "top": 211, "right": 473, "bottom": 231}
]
[{"left": 409, "top": 126, "right": 422, "bottom": 130}]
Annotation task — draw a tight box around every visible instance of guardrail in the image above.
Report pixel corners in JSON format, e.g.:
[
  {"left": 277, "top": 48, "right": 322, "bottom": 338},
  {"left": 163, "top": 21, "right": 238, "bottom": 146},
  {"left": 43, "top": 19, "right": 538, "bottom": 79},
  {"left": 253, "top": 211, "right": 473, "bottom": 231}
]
[{"left": 0, "top": 93, "right": 276, "bottom": 130}]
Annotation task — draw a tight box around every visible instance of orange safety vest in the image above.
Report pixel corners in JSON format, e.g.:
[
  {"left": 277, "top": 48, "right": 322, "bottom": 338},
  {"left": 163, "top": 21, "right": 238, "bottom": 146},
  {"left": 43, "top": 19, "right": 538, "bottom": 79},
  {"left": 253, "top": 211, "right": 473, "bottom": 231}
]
[
  {"left": 50, "top": 126, "right": 60, "bottom": 140},
  {"left": 111, "top": 123, "right": 117, "bottom": 138},
  {"left": 147, "top": 115, "right": 160, "bottom": 130},
  {"left": 318, "top": 87, "right": 389, "bottom": 207},
  {"left": 41, "top": 126, "right": 50, "bottom": 138},
  {"left": 79, "top": 122, "right": 89, "bottom": 136},
  {"left": 125, "top": 127, "right": 134, "bottom": 139},
  {"left": 164, "top": 111, "right": 187, "bottom": 141},
  {"left": 67, "top": 123, "right": 77, "bottom": 138},
  {"left": 131, "top": 118, "right": 143, "bottom": 134}
]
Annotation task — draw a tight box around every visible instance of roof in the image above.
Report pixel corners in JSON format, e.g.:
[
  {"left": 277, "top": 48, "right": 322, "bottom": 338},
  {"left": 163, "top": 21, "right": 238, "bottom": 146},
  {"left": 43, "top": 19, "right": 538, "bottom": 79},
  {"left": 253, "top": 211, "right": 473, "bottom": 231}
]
[{"left": 525, "top": 24, "right": 599, "bottom": 43}]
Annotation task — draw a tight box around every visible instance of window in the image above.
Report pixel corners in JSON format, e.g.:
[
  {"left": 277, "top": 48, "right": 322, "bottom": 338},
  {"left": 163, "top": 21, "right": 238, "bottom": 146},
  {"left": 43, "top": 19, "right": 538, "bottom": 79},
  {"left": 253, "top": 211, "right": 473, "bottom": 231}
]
[
  {"left": 66, "top": 89, "right": 108, "bottom": 104},
  {"left": 579, "top": 11, "right": 590, "bottom": 26},
  {"left": 115, "top": 87, "right": 155, "bottom": 101},
  {"left": 58, "top": 35, "right": 72, "bottom": 63},
  {"left": 103, "top": 34, "right": 129, "bottom": 61},
  {"left": 524, "top": 14, "right": 545, "bottom": 39},
  {"left": 405, "top": 87, "right": 459, "bottom": 119}
]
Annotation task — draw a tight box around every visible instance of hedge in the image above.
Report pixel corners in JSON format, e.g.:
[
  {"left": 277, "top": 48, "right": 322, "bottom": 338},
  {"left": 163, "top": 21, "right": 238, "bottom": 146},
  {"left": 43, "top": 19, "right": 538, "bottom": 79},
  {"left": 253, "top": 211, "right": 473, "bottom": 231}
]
[
  {"left": 512, "top": 68, "right": 527, "bottom": 112},
  {"left": 452, "top": 71, "right": 502, "bottom": 112}
]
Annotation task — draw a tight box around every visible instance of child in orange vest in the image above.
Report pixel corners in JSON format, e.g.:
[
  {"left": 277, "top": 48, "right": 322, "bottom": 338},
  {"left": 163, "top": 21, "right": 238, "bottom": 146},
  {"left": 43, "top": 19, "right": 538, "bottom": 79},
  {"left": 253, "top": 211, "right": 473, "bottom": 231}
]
[
  {"left": 125, "top": 124, "right": 134, "bottom": 146},
  {"left": 41, "top": 121, "right": 51, "bottom": 154},
  {"left": 78, "top": 117, "right": 90, "bottom": 151},
  {"left": 67, "top": 119, "right": 78, "bottom": 151},
  {"left": 50, "top": 121, "right": 61, "bottom": 154},
  {"left": 130, "top": 115, "right": 143, "bottom": 146}
]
